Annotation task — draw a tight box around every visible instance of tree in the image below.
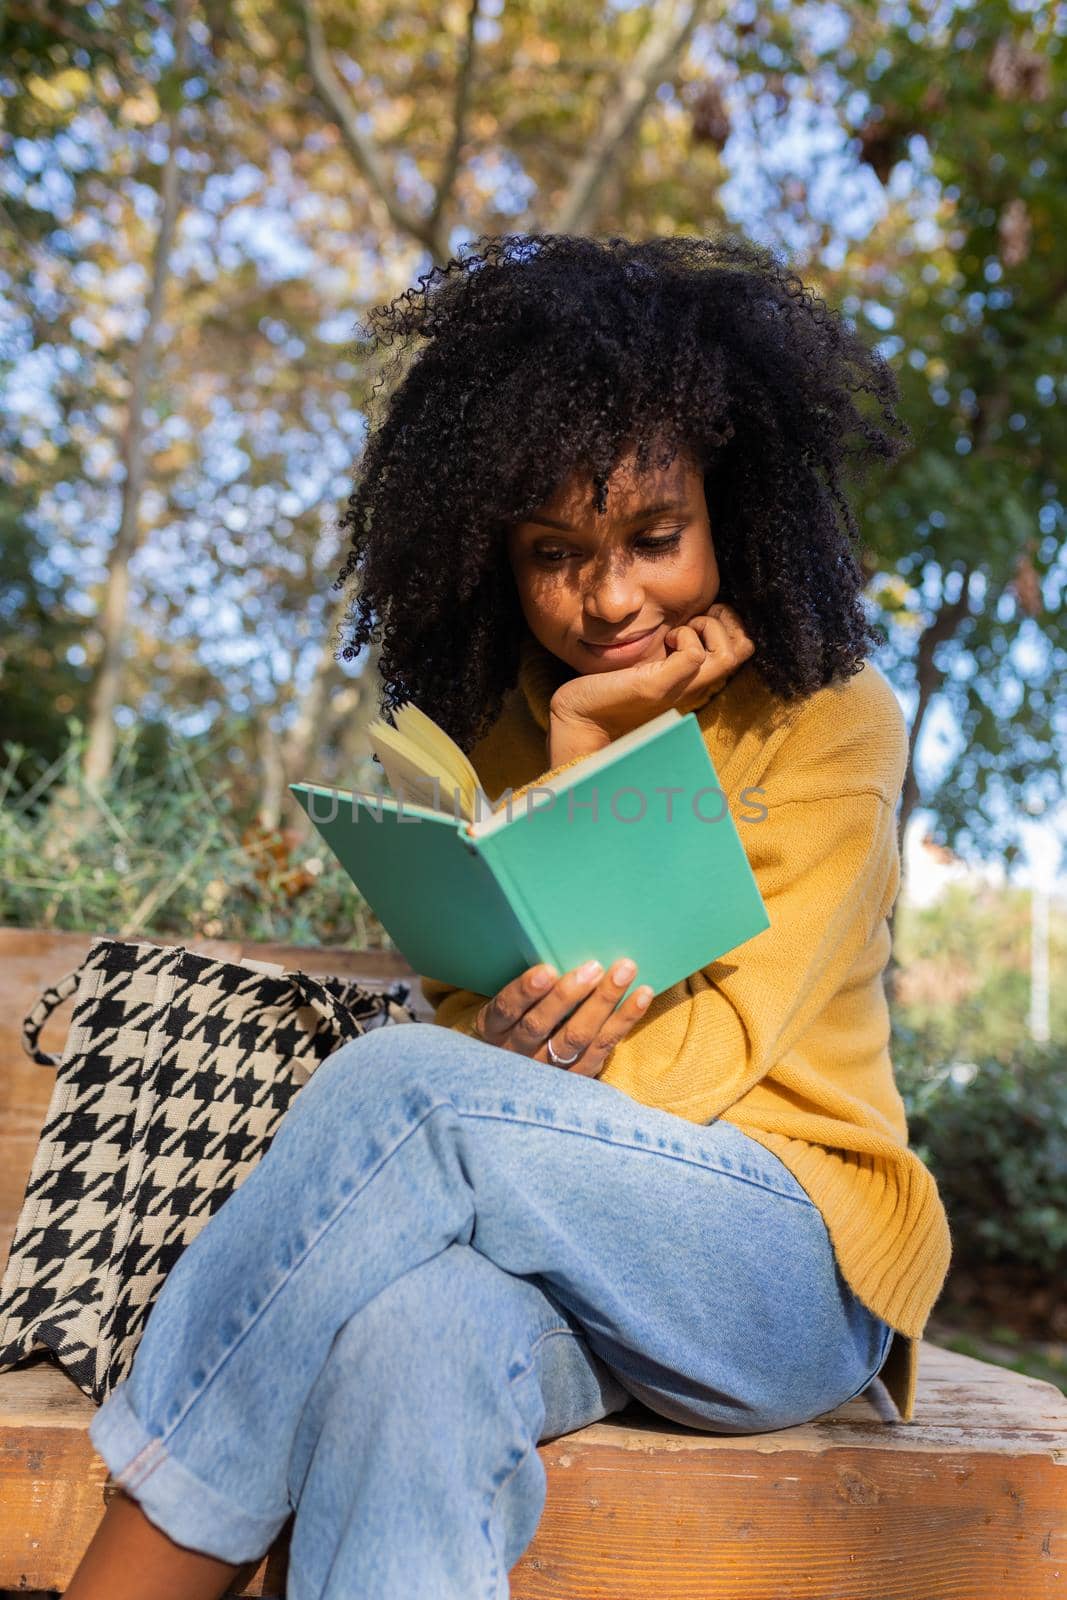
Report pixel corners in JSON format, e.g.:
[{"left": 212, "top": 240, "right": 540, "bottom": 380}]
[
  {"left": 83, "top": 0, "right": 192, "bottom": 785},
  {"left": 3, "top": 0, "right": 1062, "bottom": 919},
  {"left": 746, "top": 1, "right": 1065, "bottom": 900}
]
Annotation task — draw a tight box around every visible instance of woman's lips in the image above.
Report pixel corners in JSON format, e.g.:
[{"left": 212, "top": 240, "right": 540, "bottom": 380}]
[{"left": 580, "top": 624, "right": 660, "bottom": 660}]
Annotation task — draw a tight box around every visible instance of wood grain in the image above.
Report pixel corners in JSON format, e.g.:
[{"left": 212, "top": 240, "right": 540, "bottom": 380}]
[{"left": 0, "top": 1348, "right": 1064, "bottom": 1597}]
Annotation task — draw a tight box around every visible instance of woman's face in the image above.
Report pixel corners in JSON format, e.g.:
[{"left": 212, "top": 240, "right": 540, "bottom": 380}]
[{"left": 506, "top": 444, "right": 721, "bottom": 676}]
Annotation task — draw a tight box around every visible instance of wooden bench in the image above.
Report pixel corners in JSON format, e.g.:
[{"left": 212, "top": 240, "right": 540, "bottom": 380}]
[{"left": 2, "top": 928, "right": 1065, "bottom": 1599}]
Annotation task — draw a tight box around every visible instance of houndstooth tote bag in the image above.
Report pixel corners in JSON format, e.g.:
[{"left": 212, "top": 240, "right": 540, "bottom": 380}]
[{"left": 0, "top": 936, "right": 419, "bottom": 1404}]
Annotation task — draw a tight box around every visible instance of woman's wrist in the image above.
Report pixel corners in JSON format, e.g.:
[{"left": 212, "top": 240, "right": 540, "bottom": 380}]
[{"left": 547, "top": 710, "right": 612, "bottom": 768}]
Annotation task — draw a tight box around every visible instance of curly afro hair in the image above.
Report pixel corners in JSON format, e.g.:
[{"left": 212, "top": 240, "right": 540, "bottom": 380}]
[{"left": 333, "top": 231, "right": 910, "bottom": 753}]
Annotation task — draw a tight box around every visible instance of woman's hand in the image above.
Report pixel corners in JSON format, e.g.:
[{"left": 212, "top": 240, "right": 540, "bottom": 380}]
[
  {"left": 548, "top": 603, "right": 755, "bottom": 760},
  {"left": 472, "top": 958, "right": 653, "bottom": 1077}
]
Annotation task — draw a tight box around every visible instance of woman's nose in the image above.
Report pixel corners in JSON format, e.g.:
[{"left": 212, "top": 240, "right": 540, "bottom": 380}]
[{"left": 581, "top": 563, "right": 644, "bottom": 623}]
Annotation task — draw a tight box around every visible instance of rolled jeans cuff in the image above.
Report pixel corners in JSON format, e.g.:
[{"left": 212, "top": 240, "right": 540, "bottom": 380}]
[{"left": 89, "top": 1382, "right": 288, "bottom": 1564}]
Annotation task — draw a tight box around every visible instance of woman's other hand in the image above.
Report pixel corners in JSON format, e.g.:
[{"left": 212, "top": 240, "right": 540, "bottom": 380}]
[
  {"left": 472, "top": 959, "right": 652, "bottom": 1077},
  {"left": 548, "top": 603, "right": 755, "bottom": 759}
]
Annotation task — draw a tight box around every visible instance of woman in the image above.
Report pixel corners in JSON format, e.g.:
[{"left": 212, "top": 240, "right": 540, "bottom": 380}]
[{"left": 69, "top": 233, "right": 951, "bottom": 1600}]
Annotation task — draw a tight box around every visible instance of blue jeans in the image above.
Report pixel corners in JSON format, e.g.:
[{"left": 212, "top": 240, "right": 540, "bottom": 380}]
[{"left": 89, "top": 1022, "right": 893, "bottom": 1599}]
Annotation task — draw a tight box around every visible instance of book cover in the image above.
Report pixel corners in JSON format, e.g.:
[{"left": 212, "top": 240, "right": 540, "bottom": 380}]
[{"left": 289, "top": 707, "right": 769, "bottom": 1002}]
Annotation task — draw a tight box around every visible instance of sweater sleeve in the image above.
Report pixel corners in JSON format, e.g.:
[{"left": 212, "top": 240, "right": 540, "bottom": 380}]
[
  {"left": 418, "top": 747, "right": 597, "bottom": 1038},
  {"left": 595, "top": 786, "right": 900, "bottom": 1122}
]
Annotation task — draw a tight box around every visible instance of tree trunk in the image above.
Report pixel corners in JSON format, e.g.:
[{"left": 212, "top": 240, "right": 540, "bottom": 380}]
[
  {"left": 256, "top": 709, "right": 289, "bottom": 832},
  {"left": 280, "top": 593, "right": 359, "bottom": 783},
  {"left": 886, "top": 566, "right": 972, "bottom": 1001},
  {"left": 548, "top": 0, "right": 711, "bottom": 234},
  {"left": 39, "top": 2, "right": 190, "bottom": 868},
  {"left": 328, "top": 643, "right": 385, "bottom": 780},
  {"left": 81, "top": 0, "right": 190, "bottom": 788},
  {"left": 325, "top": 643, "right": 384, "bottom": 778}
]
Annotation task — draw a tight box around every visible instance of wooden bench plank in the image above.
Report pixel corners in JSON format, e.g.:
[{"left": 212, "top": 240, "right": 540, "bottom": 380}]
[{"left": 0, "top": 1347, "right": 1064, "bottom": 1597}]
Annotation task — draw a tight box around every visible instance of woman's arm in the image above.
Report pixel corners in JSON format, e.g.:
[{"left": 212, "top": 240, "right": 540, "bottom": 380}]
[
  {"left": 593, "top": 783, "right": 901, "bottom": 1123},
  {"left": 424, "top": 657, "right": 907, "bottom": 1125},
  {"left": 423, "top": 613, "right": 755, "bottom": 1033},
  {"left": 596, "top": 661, "right": 910, "bottom": 1121},
  {"left": 422, "top": 781, "right": 899, "bottom": 1114}
]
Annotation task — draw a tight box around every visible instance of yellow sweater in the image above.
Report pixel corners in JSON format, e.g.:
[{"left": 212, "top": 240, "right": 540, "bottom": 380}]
[{"left": 420, "top": 630, "right": 952, "bottom": 1422}]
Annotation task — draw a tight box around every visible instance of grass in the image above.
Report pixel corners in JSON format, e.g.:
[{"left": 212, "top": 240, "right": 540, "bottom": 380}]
[{"left": 1, "top": 724, "right": 390, "bottom": 949}]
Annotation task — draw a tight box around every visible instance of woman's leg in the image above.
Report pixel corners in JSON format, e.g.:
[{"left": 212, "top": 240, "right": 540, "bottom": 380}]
[
  {"left": 63, "top": 1492, "right": 243, "bottom": 1600},
  {"left": 83, "top": 1021, "right": 892, "bottom": 1593},
  {"left": 284, "top": 1242, "right": 629, "bottom": 1599}
]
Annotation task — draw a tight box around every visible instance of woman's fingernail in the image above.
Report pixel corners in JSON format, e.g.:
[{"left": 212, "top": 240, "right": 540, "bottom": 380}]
[
  {"left": 576, "top": 959, "right": 603, "bottom": 982},
  {"left": 531, "top": 966, "right": 556, "bottom": 989},
  {"left": 612, "top": 959, "right": 637, "bottom": 985},
  {"left": 634, "top": 987, "right": 653, "bottom": 1009}
]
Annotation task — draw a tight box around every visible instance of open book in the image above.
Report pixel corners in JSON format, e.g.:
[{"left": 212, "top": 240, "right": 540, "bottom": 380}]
[{"left": 289, "top": 701, "right": 769, "bottom": 1003}]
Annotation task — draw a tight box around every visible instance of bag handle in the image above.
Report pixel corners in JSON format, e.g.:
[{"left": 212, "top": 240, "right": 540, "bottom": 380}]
[
  {"left": 22, "top": 951, "right": 413, "bottom": 1069},
  {"left": 22, "top": 964, "right": 87, "bottom": 1067},
  {"left": 287, "top": 968, "right": 376, "bottom": 1045},
  {"left": 319, "top": 972, "right": 417, "bottom": 1028}
]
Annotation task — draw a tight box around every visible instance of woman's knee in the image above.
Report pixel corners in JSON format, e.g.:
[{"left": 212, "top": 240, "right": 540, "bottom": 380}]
[
  {"left": 342, "top": 1019, "right": 472, "bottom": 1064},
  {"left": 309, "top": 1021, "right": 480, "bottom": 1099}
]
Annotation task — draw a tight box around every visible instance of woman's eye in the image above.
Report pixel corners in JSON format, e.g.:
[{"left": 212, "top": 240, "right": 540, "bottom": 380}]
[
  {"left": 534, "top": 531, "right": 682, "bottom": 565},
  {"left": 637, "top": 532, "right": 682, "bottom": 558}
]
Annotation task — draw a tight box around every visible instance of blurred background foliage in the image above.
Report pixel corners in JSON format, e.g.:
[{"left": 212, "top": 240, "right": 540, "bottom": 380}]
[{"left": 1, "top": 0, "right": 1065, "bottom": 1374}]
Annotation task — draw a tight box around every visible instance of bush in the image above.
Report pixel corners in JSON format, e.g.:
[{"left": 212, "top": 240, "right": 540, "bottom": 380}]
[
  {"left": 0, "top": 725, "right": 389, "bottom": 950},
  {"left": 892, "top": 1023, "right": 1067, "bottom": 1278}
]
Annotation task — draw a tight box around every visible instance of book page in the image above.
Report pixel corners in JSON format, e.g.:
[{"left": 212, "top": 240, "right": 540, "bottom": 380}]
[{"left": 368, "top": 703, "right": 484, "bottom": 821}]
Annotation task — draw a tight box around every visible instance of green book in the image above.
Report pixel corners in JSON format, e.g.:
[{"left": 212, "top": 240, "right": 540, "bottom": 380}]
[{"left": 289, "top": 707, "right": 769, "bottom": 1003}]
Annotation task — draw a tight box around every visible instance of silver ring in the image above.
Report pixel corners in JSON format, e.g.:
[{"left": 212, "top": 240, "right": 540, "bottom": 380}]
[{"left": 546, "top": 1034, "right": 582, "bottom": 1067}]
